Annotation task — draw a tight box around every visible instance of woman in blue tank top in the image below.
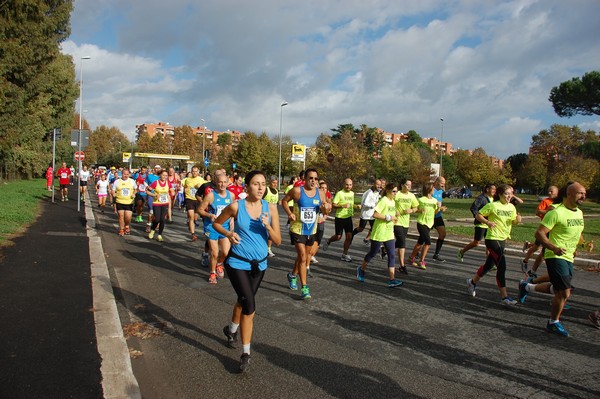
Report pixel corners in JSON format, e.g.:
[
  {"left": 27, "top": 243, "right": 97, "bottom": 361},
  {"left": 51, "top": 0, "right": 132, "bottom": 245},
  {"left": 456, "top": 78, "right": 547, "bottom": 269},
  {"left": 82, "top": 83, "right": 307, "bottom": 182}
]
[{"left": 213, "top": 170, "right": 281, "bottom": 373}]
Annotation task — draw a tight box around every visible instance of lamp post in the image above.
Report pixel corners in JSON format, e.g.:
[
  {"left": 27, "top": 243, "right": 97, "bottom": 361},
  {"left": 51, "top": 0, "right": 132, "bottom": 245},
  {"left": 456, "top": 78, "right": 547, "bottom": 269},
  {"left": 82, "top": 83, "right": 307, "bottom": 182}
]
[
  {"left": 200, "top": 118, "right": 206, "bottom": 174},
  {"left": 277, "top": 101, "right": 288, "bottom": 191},
  {"left": 439, "top": 117, "right": 444, "bottom": 177},
  {"left": 77, "top": 56, "right": 91, "bottom": 212}
]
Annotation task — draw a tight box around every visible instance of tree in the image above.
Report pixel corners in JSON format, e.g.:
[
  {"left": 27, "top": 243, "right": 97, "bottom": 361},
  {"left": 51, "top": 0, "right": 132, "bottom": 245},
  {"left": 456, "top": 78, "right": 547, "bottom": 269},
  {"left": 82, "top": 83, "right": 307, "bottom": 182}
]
[
  {"left": 217, "top": 132, "right": 232, "bottom": 148},
  {"left": 506, "top": 153, "right": 528, "bottom": 181},
  {"left": 379, "top": 142, "right": 422, "bottom": 185},
  {"left": 549, "top": 71, "right": 600, "bottom": 117},
  {"left": 549, "top": 156, "right": 599, "bottom": 190},
  {"left": 87, "top": 125, "right": 129, "bottom": 166},
  {"left": 518, "top": 153, "right": 547, "bottom": 194}
]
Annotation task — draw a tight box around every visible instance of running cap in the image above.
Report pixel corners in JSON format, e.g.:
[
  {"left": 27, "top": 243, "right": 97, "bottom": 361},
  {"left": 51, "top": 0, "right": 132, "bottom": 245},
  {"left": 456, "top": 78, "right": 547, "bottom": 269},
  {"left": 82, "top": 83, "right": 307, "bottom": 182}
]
[{"left": 154, "top": 164, "right": 161, "bottom": 169}]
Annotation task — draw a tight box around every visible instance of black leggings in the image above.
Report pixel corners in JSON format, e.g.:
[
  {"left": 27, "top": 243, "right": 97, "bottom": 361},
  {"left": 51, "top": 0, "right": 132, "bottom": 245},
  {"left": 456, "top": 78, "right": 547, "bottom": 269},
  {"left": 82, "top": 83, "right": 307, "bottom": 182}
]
[
  {"left": 151, "top": 205, "right": 168, "bottom": 234},
  {"left": 476, "top": 239, "right": 507, "bottom": 288},
  {"left": 225, "top": 263, "right": 265, "bottom": 315}
]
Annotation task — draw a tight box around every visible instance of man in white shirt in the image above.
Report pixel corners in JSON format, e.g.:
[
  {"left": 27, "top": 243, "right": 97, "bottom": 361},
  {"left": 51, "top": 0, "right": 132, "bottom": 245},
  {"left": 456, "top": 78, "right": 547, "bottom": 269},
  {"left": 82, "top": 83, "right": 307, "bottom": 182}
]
[{"left": 352, "top": 179, "right": 381, "bottom": 244}]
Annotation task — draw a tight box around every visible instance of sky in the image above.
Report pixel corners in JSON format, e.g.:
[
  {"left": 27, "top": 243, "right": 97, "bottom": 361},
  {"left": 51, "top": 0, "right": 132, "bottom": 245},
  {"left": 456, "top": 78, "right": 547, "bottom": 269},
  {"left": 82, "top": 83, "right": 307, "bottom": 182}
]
[{"left": 62, "top": 0, "right": 600, "bottom": 159}]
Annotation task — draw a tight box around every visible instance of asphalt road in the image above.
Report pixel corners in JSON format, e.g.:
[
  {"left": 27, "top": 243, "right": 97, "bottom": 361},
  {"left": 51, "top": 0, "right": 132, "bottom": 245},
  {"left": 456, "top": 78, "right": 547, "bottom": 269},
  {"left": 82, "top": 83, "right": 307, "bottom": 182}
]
[{"left": 93, "top": 199, "right": 600, "bottom": 399}]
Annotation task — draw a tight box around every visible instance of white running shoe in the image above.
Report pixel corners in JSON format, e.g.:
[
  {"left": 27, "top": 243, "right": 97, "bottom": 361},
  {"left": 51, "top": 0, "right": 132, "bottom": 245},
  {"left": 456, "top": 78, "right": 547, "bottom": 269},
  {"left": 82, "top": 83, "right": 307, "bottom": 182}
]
[
  {"left": 341, "top": 254, "right": 352, "bottom": 262},
  {"left": 310, "top": 256, "right": 319, "bottom": 264}
]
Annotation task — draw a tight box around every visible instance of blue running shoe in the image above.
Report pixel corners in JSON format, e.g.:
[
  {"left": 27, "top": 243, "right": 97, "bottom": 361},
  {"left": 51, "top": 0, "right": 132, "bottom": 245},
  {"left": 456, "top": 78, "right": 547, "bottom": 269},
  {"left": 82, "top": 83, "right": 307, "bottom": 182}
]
[
  {"left": 518, "top": 280, "right": 528, "bottom": 304},
  {"left": 388, "top": 279, "right": 404, "bottom": 288},
  {"left": 546, "top": 321, "right": 569, "bottom": 337},
  {"left": 287, "top": 273, "right": 298, "bottom": 290},
  {"left": 301, "top": 286, "right": 311, "bottom": 300},
  {"left": 356, "top": 266, "right": 365, "bottom": 282}
]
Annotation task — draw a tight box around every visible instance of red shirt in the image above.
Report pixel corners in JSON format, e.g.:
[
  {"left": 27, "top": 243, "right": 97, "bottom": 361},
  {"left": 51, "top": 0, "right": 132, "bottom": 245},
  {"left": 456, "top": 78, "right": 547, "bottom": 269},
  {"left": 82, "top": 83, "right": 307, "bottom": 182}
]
[
  {"left": 294, "top": 180, "right": 305, "bottom": 187},
  {"left": 57, "top": 167, "right": 71, "bottom": 185},
  {"left": 227, "top": 184, "right": 244, "bottom": 200}
]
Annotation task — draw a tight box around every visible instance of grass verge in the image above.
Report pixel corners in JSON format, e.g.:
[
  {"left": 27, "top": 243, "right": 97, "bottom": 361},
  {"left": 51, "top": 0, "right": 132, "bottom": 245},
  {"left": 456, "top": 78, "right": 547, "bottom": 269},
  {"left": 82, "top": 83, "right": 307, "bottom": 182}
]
[{"left": 0, "top": 179, "right": 49, "bottom": 246}]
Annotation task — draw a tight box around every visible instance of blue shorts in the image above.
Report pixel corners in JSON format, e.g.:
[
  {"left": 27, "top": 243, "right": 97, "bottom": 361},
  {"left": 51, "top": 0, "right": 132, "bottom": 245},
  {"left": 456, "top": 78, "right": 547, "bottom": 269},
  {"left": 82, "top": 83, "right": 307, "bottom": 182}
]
[{"left": 203, "top": 222, "right": 226, "bottom": 241}]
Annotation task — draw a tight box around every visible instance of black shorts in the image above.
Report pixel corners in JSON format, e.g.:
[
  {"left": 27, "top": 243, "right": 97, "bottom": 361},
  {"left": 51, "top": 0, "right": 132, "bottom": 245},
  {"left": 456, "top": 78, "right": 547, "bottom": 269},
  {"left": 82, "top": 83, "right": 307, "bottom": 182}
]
[
  {"left": 80, "top": 181, "right": 88, "bottom": 187},
  {"left": 358, "top": 218, "right": 374, "bottom": 230},
  {"left": 473, "top": 226, "right": 488, "bottom": 241},
  {"left": 185, "top": 198, "right": 198, "bottom": 212},
  {"left": 135, "top": 193, "right": 146, "bottom": 203},
  {"left": 394, "top": 225, "right": 409, "bottom": 249},
  {"left": 60, "top": 184, "right": 69, "bottom": 190},
  {"left": 334, "top": 217, "right": 354, "bottom": 236},
  {"left": 116, "top": 203, "right": 134, "bottom": 212},
  {"left": 416, "top": 223, "right": 431, "bottom": 246},
  {"left": 290, "top": 232, "right": 316, "bottom": 246},
  {"left": 433, "top": 216, "right": 445, "bottom": 228},
  {"left": 546, "top": 258, "right": 573, "bottom": 291},
  {"left": 315, "top": 223, "right": 325, "bottom": 245}
]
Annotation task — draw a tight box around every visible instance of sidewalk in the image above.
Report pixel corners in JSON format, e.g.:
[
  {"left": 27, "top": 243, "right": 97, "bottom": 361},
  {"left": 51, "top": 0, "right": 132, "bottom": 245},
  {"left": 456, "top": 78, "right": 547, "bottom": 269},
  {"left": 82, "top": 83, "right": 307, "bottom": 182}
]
[{"left": 0, "top": 191, "right": 103, "bottom": 398}]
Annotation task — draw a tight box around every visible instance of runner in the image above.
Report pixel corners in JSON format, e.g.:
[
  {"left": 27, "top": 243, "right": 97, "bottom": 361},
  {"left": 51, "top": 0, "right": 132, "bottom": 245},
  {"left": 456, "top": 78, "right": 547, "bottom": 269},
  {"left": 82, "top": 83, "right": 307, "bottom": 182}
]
[
  {"left": 520, "top": 185, "right": 558, "bottom": 276},
  {"left": 323, "top": 178, "right": 355, "bottom": 262},
  {"left": 214, "top": 170, "right": 281, "bottom": 373},
  {"left": 45, "top": 164, "right": 53, "bottom": 191},
  {"left": 517, "top": 182, "right": 589, "bottom": 336},
  {"left": 356, "top": 183, "right": 403, "bottom": 287},
  {"left": 408, "top": 183, "right": 439, "bottom": 270},
  {"left": 197, "top": 169, "right": 223, "bottom": 266},
  {"left": 167, "top": 167, "right": 180, "bottom": 223},
  {"left": 112, "top": 168, "right": 137, "bottom": 236},
  {"left": 431, "top": 176, "right": 448, "bottom": 262},
  {"left": 228, "top": 174, "right": 245, "bottom": 200},
  {"left": 95, "top": 173, "right": 110, "bottom": 212},
  {"left": 78, "top": 165, "right": 90, "bottom": 203},
  {"left": 56, "top": 162, "right": 71, "bottom": 202},
  {"left": 198, "top": 173, "right": 234, "bottom": 284},
  {"left": 69, "top": 164, "right": 75, "bottom": 185},
  {"left": 394, "top": 178, "right": 419, "bottom": 274},
  {"left": 132, "top": 166, "right": 148, "bottom": 223},
  {"left": 182, "top": 166, "right": 205, "bottom": 241},
  {"left": 144, "top": 165, "right": 161, "bottom": 233},
  {"left": 262, "top": 176, "right": 279, "bottom": 257},
  {"left": 457, "top": 183, "right": 496, "bottom": 262},
  {"left": 308, "top": 180, "right": 332, "bottom": 271},
  {"left": 352, "top": 179, "right": 381, "bottom": 244},
  {"left": 282, "top": 168, "right": 330, "bottom": 299},
  {"left": 147, "top": 169, "right": 175, "bottom": 242},
  {"left": 466, "top": 184, "right": 521, "bottom": 306}
]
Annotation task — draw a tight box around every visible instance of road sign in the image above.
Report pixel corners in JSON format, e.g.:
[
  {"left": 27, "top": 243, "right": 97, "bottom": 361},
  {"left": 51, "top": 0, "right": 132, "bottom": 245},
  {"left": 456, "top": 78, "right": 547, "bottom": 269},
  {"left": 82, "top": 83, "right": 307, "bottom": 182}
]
[
  {"left": 122, "top": 152, "right": 131, "bottom": 163},
  {"left": 204, "top": 158, "right": 209, "bottom": 167},
  {"left": 74, "top": 151, "right": 85, "bottom": 161}
]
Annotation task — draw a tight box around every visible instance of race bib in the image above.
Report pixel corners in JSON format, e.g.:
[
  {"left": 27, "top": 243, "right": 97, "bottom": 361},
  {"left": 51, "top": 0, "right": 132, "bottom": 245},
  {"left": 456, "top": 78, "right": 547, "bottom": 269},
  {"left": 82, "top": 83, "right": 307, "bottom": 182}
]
[
  {"left": 121, "top": 188, "right": 131, "bottom": 197},
  {"left": 216, "top": 205, "right": 226, "bottom": 216},
  {"left": 61, "top": 173, "right": 67, "bottom": 178},
  {"left": 138, "top": 183, "right": 146, "bottom": 192},
  {"left": 190, "top": 188, "right": 197, "bottom": 197},
  {"left": 158, "top": 194, "right": 169, "bottom": 203},
  {"left": 300, "top": 207, "right": 317, "bottom": 224}
]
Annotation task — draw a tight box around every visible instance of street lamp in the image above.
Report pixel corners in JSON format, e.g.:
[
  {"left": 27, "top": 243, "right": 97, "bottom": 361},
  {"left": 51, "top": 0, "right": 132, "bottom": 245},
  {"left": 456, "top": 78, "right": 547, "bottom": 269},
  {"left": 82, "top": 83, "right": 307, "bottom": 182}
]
[
  {"left": 278, "top": 101, "right": 288, "bottom": 191},
  {"left": 439, "top": 117, "right": 444, "bottom": 177},
  {"left": 200, "top": 118, "right": 206, "bottom": 174},
  {"left": 77, "top": 55, "right": 91, "bottom": 212}
]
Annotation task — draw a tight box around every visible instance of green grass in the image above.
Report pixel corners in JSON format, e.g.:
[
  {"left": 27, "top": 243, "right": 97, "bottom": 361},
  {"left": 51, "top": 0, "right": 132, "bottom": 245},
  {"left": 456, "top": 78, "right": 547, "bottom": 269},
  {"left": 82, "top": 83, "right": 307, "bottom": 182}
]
[
  {"left": 0, "top": 179, "right": 49, "bottom": 245},
  {"left": 443, "top": 196, "right": 600, "bottom": 254}
]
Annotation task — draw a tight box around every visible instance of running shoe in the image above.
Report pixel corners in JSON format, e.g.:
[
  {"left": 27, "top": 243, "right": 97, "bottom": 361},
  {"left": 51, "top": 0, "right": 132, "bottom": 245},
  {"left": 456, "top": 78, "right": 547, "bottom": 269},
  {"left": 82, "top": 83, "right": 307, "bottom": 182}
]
[
  {"left": 398, "top": 266, "right": 408, "bottom": 275},
  {"left": 520, "top": 260, "right": 528, "bottom": 274},
  {"left": 381, "top": 247, "right": 387, "bottom": 259},
  {"left": 208, "top": 273, "right": 217, "bottom": 284},
  {"left": 191, "top": 234, "right": 197, "bottom": 242},
  {"left": 522, "top": 241, "right": 530, "bottom": 252},
  {"left": 341, "top": 254, "right": 352, "bottom": 262},
  {"left": 61, "top": 197, "right": 65, "bottom": 202},
  {"left": 310, "top": 256, "right": 319, "bottom": 264},
  {"left": 268, "top": 249, "right": 275, "bottom": 257},
  {"left": 419, "top": 261, "right": 427, "bottom": 270},
  {"left": 467, "top": 278, "right": 476, "bottom": 297},
  {"left": 388, "top": 279, "right": 404, "bottom": 288},
  {"left": 456, "top": 249, "right": 464, "bottom": 263},
  {"left": 500, "top": 297, "right": 517, "bottom": 307},
  {"left": 518, "top": 280, "right": 528, "bottom": 304},
  {"left": 287, "top": 273, "right": 298, "bottom": 290},
  {"left": 138, "top": 215, "right": 144, "bottom": 223},
  {"left": 216, "top": 263, "right": 225, "bottom": 278},
  {"left": 157, "top": 235, "right": 163, "bottom": 242},
  {"left": 307, "top": 267, "right": 313, "bottom": 278},
  {"left": 490, "top": 265, "right": 497, "bottom": 271},
  {"left": 124, "top": 226, "right": 130, "bottom": 235},
  {"left": 527, "top": 270, "right": 537, "bottom": 279},
  {"left": 202, "top": 253, "right": 209, "bottom": 267},
  {"left": 168, "top": 218, "right": 173, "bottom": 224},
  {"left": 322, "top": 240, "right": 330, "bottom": 251},
  {"left": 148, "top": 230, "right": 155, "bottom": 240},
  {"left": 239, "top": 353, "right": 251, "bottom": 373},
  {"left": 301, "top": 286, "right": 311, "bottom": 300},
  {"left": 410, "top": 256, "right": 417, "bottom": 267},
  {"left": 363, "top": 238, "right": 370, "bottom": 246},
  {"left": 65, "top": 197, "right": 69, "bottom": 201},
  {"left": 145, "top": 224, "right": 151, "bottom": 233},
  {"left": 588, "top": 312, "right": 600, "bottom": 329},
  {"left": 546, "top": 321, "right": 569, "bottom": 337},
  {"left": 223, "top": 325, "right": 238, "bottom": 348},
  {"left": 432, "top": 254, "right": 445, "bottom": 262},
  {"left": 118, "top": 229, "right": 125, "bottom": 237},
  {"left": 356, "top": 266, "right": 365, "bottom": 282}
]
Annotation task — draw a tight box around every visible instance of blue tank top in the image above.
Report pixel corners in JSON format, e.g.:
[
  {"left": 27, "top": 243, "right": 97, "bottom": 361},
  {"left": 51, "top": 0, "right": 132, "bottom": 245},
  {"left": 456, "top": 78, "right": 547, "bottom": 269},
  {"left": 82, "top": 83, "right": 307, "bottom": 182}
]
[
  {"left": 433, "top": 188, "right": 443, "bottom": 218},
  {"left": 290, "top": 187, "right": 321, "bottom": 236},
  {"left": 228, "top": 199, "right": 270, "bottom": 271},
  {"left": 206, "top": 190, "right": 232, "bottom": 230}
]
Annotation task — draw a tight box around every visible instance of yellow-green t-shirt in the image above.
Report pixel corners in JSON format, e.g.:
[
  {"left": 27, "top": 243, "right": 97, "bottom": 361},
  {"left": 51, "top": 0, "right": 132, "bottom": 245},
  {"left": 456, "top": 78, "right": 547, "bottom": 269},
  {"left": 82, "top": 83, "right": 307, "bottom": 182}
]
[
  {"left": 541, "top": 204, "right": 584, "bottom": 263},
  {"left": 184, "top": 176, "right": 205, "bottom": 200},
  {"left": 370, "top": 196, "right": 396, "bottom": 242},
  {"left": 417, "top": 196, "right": 438, "bottom": 228},
  {"left": 394, "top": 191, "right": 419, "bottom": 228},
  {"left": 114, "top": 178, "right": 135, "bottom": 205},
  {"left": 478, "top": 201, "right": 517, "bottom": 241},
  {"left": 285, "top": 185, "right": 294, "bottom": 207},
  {"left": 333, "top": 190, "right": 355, "bottom": 219},
  {"left": 263, "top": 187, "right": 279, "bottom": 204}
]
